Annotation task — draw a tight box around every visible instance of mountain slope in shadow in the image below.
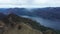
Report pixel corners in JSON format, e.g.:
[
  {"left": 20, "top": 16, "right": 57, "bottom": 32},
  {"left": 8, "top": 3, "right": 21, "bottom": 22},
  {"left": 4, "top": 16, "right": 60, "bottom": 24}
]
[{"left": 0, "top": 13, "right": 56, "bottom": 34}]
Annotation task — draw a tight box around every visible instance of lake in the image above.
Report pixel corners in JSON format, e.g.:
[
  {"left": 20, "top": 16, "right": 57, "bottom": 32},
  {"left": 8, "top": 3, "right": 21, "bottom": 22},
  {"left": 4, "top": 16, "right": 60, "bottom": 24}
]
[{"left": 21, "top": 16, "right": 60, "bottom": 30}]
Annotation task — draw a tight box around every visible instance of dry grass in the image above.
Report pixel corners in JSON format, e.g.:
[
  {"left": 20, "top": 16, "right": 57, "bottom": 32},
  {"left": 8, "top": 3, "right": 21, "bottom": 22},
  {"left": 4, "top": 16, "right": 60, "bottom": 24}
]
[{"left": 3, "top": 23, "right": 43, "bottom": 34}]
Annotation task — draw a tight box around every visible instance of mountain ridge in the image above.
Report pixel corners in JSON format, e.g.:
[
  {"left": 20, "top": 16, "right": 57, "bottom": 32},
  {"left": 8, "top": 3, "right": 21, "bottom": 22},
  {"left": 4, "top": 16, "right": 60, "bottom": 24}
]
[{"left": 0, "top": 13, "right": 56, "bottom": 34}]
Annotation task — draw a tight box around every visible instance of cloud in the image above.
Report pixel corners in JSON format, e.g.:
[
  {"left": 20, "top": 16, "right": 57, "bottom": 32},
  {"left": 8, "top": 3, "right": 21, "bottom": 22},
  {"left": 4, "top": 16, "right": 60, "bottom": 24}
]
[
  {"left": 0, "top": 0, "right": 30, "bottom": 5},
  {"left": 0, "top": 0, "right": 60, "bottom": 8},
  {"left": 32, "top": 0, "right": 48, "bottom": 4}
]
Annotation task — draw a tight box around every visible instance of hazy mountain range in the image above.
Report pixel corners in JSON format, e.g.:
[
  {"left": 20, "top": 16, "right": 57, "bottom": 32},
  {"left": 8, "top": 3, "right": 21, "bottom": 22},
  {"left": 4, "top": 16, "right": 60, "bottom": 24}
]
[{"left": 0, "top": 7, "right": 60, "bottom": 20}]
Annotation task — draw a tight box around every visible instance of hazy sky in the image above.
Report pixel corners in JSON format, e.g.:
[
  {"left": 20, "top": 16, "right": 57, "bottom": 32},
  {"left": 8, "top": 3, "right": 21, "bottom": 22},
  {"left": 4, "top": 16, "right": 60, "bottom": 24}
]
[{"left": 0, "top": 0, "right": 60, "bottom": 8}]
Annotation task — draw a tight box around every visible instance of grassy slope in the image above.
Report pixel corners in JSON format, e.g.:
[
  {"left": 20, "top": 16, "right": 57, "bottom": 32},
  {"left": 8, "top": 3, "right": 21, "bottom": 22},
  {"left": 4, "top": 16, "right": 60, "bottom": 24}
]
[
  {"left": 4, "top": 23, "right": 43, "bottom": 34},
  {"left": 2, "top": 14, "right": 57, "bottom": 34}
]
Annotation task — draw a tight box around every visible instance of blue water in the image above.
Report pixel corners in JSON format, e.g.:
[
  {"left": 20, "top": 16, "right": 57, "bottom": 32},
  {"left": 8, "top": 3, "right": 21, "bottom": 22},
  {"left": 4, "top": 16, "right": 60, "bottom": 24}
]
[{"left": 21, "top": 16, "right": 60, "bottom": 30}]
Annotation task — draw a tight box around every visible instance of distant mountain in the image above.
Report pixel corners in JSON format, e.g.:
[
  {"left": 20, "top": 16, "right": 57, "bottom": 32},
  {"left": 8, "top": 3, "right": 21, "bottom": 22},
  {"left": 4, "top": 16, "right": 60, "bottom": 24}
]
[
  {"left": 1, "top": 8, "right": 35, "bottom": 16},
  {"left": 0, "top": 7, "right": 60, "bottom": 20},
  {"left": 32, "top": 7, "right": 60, "bottom": 20},
  {"left": 0, "top": 13, "right": 6, "bottom": 20}
]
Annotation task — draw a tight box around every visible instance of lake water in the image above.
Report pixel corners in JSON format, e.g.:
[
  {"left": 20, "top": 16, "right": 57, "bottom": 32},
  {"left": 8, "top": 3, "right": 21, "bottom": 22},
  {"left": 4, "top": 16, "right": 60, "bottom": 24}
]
[{"left": 21, "top": 16, "right": 60, "bottom": 30}]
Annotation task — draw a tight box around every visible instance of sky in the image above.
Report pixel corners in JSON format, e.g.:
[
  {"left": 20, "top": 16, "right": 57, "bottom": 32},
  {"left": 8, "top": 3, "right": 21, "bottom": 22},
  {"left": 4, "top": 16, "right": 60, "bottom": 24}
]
[{"left": 0, "top": 0, "right": 60, "bottom": 8}]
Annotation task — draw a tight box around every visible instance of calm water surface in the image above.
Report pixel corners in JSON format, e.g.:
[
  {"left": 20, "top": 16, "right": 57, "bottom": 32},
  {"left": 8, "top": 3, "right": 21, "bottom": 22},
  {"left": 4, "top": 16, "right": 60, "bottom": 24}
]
[{"left": 21, "top": 16, "right": 60, "bottom": 30}]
